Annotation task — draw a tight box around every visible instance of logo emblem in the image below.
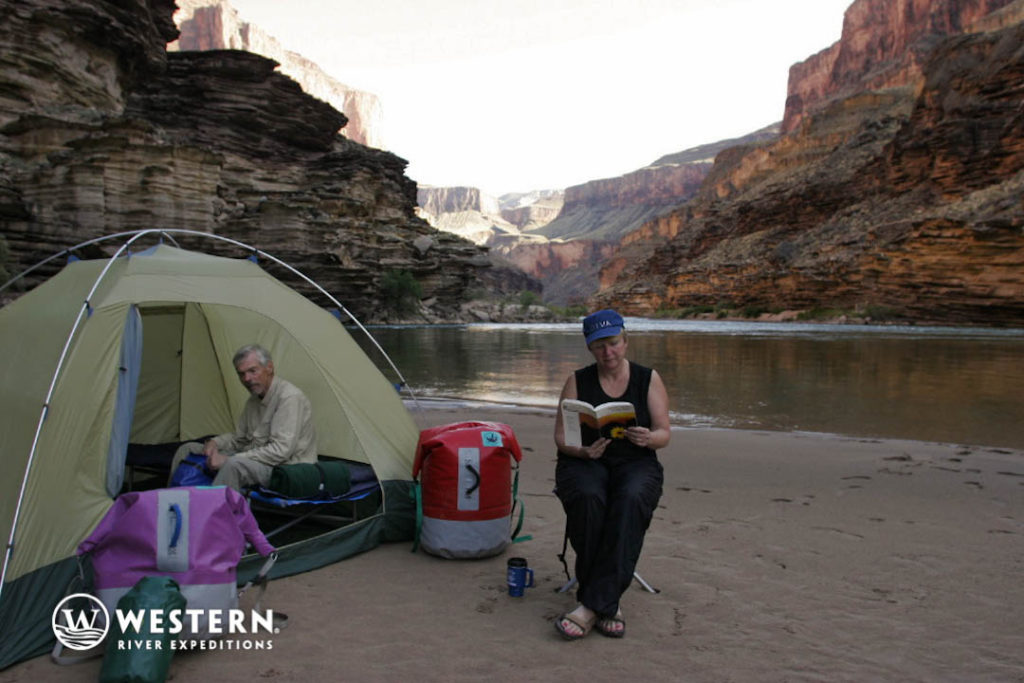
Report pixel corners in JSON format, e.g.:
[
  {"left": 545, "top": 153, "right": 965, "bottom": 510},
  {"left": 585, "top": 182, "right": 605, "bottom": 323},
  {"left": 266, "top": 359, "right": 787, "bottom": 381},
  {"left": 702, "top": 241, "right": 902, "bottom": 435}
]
[
  {"left": 52, "top": 593, "right": 109, "bottom": 650},
  {"left": 481, "top": 431, "right": 503, "bottom": 448}
]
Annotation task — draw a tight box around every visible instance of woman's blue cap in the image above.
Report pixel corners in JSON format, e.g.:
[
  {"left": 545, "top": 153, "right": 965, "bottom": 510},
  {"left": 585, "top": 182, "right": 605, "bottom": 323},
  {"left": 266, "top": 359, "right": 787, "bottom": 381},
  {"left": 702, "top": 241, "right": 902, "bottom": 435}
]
[{"left": 583, "top": 309, "right": 625, "bottom": 345}]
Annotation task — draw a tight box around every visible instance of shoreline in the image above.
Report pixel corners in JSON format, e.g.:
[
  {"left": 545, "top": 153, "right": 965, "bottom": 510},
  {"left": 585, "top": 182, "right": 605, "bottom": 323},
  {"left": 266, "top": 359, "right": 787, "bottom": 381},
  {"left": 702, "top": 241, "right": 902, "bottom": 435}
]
[
  {"left": 373, "top": 305, "right": 1024, "bottom": 332},
  {"left": 409, "top": 397, "right": 1024, "bottom": 451},
  {"left": 4, "top": 405, "right": 1022, "bottom": 682}
]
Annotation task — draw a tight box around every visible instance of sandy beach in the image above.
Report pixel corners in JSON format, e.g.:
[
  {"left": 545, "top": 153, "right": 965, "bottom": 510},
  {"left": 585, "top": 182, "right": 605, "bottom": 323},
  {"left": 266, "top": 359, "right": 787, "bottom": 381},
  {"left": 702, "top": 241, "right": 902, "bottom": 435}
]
[{"left": 4, "top": 404, "right": 1023, "bottom": 682}]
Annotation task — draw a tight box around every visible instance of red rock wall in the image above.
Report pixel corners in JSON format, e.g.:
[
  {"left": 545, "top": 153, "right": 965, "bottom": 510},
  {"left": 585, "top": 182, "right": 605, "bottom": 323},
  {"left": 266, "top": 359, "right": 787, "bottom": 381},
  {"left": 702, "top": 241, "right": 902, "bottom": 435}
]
[
  {"left": 595, "top": 18, "right": 1024, "bottom": 325},
  {"left": 170, "top": 0, "right": 384, "bottom": 148},
  {"left": 561, "top": 163, "right": 711, "bottom": 210},
  {"left": 783, "top": 0, "right": 1015, "bottom": 133},
  {"left": 0, "top": 0, "right": 488, "bottom": 322}
]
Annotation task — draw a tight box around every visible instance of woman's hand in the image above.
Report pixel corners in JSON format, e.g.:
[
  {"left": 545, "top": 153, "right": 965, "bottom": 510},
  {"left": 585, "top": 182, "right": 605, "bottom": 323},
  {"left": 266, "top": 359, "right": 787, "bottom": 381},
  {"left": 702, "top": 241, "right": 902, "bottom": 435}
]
[
  {"left": 582, "top": 437, "right": 611, "bottom": 459},
  {"left": 625, "top": 426, "right": 651, "bottom": 448}
]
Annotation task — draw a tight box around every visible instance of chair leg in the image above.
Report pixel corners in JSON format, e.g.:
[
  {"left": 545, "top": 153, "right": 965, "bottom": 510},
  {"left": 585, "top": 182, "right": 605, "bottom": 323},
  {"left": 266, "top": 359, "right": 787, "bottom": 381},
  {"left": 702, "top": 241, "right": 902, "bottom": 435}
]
[
  {"left": 556, "top": 577, "right": 577, "bottom": 594},
  {"left": 556, "top": 520, "right": 660, "bottom": 594},
  {"left": 556, "top": 574, "right": 659, "bottom": 594},
  {"left": 632, "top": 571, "right": 660, "bottom": 594}
]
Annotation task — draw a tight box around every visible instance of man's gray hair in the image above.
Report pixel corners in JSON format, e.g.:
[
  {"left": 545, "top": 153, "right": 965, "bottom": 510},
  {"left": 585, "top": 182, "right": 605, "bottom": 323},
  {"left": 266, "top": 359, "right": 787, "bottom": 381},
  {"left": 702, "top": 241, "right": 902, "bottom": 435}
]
[{"left": 233, "top": 344, "right": 272, "bottom": 367}]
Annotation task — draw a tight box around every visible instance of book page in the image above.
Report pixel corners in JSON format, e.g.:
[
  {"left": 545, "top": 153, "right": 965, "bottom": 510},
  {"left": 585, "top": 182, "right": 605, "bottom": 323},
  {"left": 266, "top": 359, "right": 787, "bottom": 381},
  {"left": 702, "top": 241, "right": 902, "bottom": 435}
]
[
  {"left": 560, "top": 399, "right": 636, "bottom": 447},
  {"left": 560, "top": 399, "right": 592, "bottom": 447}
]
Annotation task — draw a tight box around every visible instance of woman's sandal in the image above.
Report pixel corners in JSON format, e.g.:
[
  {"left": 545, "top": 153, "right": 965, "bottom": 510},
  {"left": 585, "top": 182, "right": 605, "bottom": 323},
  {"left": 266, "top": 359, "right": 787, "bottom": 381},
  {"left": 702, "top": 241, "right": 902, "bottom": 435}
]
[
  {"left": 554, "top": 612, "right": 597, "bottom": 641},
  {"left": 595, "top": 610, "right": 625, "bottom": 638}
]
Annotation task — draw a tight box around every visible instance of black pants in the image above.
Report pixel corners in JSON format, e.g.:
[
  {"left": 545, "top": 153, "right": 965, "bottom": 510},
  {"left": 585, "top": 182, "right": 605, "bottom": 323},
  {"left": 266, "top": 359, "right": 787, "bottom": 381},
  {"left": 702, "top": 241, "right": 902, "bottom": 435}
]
[{"left": 555, "top": 452, "right": 664, "bottom": 616}]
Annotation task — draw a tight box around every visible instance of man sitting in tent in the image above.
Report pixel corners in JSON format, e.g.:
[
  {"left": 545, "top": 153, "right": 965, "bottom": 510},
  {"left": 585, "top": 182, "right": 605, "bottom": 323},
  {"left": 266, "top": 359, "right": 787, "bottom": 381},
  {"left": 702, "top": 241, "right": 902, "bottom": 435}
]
[{"left": 172, "top": 344, "right": 318, "bottom": 491}]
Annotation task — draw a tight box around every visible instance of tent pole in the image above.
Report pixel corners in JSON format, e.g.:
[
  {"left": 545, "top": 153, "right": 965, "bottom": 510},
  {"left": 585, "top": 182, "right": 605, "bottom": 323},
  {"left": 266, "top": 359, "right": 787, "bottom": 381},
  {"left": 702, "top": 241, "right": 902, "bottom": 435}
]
[
  {"left": 0, "top": 232, "right": 151, "bottom": 601},
  {"left": 1, "top": 228, "right": 423, "bottom": 603},
  {"left": 0, "top": 231, "right": 181, "bottom": 294}
]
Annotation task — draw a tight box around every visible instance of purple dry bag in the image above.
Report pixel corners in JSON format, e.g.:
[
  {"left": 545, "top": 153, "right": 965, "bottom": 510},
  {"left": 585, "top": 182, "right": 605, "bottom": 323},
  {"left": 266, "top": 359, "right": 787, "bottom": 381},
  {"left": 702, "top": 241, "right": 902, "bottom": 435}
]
[{"left": 78, "top": 486, "right": 275, "bottom": 638}]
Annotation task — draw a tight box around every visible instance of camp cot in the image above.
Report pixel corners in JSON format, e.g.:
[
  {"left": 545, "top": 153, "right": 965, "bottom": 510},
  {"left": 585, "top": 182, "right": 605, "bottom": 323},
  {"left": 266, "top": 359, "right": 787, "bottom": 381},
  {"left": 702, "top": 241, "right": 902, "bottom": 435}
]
[{"left": 0, "top": 231, "right": 420, "bottom": 669}]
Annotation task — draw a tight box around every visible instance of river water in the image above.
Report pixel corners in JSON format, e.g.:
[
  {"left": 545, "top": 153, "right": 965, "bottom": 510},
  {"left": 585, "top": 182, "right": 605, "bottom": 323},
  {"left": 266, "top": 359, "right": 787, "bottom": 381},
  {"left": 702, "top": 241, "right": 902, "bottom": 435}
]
[{"left": 353, "top": 319, "right": 1024, "bottom": 449}]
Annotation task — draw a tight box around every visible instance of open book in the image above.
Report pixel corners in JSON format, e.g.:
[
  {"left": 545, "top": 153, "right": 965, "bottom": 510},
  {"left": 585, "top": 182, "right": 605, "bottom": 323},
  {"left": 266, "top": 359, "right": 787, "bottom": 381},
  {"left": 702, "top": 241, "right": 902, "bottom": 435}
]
[{"left": 560, "top": 399, "right": 637, "bottom": 447}]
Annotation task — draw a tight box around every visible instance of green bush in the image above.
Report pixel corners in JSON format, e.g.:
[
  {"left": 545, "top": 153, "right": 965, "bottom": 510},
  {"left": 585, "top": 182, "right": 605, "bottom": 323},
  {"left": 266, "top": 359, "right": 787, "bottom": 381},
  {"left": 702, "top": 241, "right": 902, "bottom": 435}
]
[
  {"left": 862, "top": 305, "right": 899, "bottom": 321},
  {"left": 379, "top": 269, "right": 422, "bottom": 316},
  {"left": 797, "top": 307, "right": 845, "bottom": 321},
  {"left": 679, "top": 305, "right": 716, "bottom": 318},
  {"left": 518, "top": 290, "right": 541, "bottom": 309},
  {"left": 652, "top": 306, "right": 680, "bottom": 319}
]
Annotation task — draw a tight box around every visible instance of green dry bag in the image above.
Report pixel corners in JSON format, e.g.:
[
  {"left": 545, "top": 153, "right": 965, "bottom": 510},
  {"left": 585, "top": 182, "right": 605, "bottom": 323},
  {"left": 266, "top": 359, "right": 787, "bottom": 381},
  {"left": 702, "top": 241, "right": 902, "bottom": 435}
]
[{"left": 99, "top": 576, "right": 186, "bottom": 683}]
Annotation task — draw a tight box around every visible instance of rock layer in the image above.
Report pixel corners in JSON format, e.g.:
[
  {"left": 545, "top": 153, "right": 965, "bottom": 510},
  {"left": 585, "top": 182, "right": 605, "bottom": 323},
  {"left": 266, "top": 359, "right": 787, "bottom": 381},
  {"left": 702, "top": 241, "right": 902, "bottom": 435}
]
[
  {"left": 170, "top": 0, "right": 384, "bottom": 148},
  {"left": 596, "top": 13, "right": 1024, "bottom": 325},
  {"left": 0, "top": 0, "right": 488, "bottom": 322},
  {"left": 783, "top": 0, "right": 1015, "bottom": 133}
]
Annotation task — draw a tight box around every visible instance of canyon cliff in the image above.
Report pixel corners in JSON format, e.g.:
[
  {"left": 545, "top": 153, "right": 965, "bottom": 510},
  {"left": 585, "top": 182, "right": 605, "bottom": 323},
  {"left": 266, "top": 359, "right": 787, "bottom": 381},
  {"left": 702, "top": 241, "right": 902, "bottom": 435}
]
[
  {"left": 0, "top": 0, "right": 489, "bottom": 322},
  {"left": 537, "top": 126, "right": 780, "bottom": 244},
  {"left": 524, "top": 126, "right": 780, "bottom": 305},
  {"left": 418, "top": 127, "right": 780, "bottom": 306},
  {"left": 417, "top": 186, "right": 565, "bottom": 244},
  {"left": 170, "top": 0, "right": 383, "bottom": 148},
  {"left": 784, "top": 0, "right": 1016, "bottom": 132},
  {"left": 596, "top": 0, "right": 1024, "bottom": 325}
]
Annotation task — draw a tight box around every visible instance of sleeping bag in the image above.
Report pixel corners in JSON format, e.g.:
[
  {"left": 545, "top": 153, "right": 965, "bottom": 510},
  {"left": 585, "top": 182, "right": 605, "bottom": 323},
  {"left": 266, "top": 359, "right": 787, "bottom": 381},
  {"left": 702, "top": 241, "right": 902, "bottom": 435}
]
[{"left": 268, "top": 460, "right": 352, "bottom": 498}]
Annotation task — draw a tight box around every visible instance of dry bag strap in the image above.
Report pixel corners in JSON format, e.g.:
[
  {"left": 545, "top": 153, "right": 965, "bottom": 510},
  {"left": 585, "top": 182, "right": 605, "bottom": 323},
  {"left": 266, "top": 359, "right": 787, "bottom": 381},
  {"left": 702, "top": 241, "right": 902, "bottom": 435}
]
[
  {"left": 237, "top": 552, "right": 288, "bottom": 629},
  {"left": 510, "top": 465, "right": 531, "bottom": 544},
  {"left": 411, "top": 481, "right": 423, "bottom": 553}
]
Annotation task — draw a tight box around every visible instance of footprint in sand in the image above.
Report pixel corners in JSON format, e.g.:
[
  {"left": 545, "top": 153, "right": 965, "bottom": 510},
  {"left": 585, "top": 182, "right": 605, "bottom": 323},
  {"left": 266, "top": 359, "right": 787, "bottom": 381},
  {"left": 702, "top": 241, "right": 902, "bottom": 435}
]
[
  {"left": 811, "top": 526, "right": 865, "bottom": 540},
  {"left": 771, "top": 495, "right": 814, "bottom": 505},
  {"left": 878, "top": 467, "right": 913, "bottom": 476},
  {"left": 672, "top": 607, "right": 685, "bottom": 636},
  {"left": 476, "top": 594, "right": 499, "bottom": 614},
  {"left": 841, "top": 475, "right": 871, "bottom": 489}
]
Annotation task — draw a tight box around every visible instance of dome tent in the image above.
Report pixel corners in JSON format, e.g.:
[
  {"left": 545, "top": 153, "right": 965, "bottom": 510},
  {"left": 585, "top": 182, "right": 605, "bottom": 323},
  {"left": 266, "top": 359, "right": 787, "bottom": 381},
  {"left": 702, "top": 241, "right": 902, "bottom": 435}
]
[{"left": 0, "top": 231, "right": 419, "bottom": 669}]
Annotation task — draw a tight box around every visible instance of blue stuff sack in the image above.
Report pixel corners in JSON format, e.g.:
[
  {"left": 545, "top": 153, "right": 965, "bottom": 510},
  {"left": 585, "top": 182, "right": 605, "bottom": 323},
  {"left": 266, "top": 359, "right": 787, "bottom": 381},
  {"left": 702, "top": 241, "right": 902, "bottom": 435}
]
[{"left": 170, "top": 452, "right": 214, "bottom": 487}]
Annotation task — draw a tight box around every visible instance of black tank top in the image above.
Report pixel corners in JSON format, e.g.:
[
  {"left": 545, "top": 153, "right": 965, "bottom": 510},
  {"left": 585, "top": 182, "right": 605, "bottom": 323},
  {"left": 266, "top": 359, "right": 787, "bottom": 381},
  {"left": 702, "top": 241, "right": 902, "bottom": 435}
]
[{"left": 574, "top": 361, "right": 654, "bottom": 459}]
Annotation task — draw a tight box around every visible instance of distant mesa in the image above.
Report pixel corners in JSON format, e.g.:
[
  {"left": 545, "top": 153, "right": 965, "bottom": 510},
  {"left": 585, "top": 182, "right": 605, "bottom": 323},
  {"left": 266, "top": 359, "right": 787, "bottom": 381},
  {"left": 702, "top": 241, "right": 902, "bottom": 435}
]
[{"left": 417, "top": 124, "right": 781, "bottom": 306}]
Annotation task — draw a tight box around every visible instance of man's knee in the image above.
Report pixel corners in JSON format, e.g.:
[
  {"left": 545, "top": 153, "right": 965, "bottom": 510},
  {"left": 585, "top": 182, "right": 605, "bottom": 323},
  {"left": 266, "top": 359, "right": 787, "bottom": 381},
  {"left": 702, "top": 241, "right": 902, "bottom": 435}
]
[{"left": 213, "top": 456, "right": 250, "bottom": 491}]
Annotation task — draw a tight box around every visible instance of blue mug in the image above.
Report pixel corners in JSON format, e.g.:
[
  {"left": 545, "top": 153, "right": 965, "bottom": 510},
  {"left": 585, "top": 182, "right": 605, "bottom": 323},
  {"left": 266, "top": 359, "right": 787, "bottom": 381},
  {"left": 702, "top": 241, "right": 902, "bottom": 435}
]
[{"left": 507, "top": 557, "right": 535, "bottom": 597}]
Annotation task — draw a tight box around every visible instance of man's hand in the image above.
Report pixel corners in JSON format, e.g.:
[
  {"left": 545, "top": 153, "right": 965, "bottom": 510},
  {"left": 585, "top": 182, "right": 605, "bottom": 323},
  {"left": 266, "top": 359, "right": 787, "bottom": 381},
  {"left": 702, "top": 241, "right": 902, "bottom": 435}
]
[{"left": 204, "top": 440, "right": 228, "bottom": 471}]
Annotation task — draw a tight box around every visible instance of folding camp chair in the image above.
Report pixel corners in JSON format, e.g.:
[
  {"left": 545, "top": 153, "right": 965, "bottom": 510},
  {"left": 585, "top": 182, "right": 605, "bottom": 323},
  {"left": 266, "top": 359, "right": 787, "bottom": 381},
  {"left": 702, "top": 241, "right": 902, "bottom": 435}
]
[{"left": 555, "top": 521, "right": 659, "bottom": 595}]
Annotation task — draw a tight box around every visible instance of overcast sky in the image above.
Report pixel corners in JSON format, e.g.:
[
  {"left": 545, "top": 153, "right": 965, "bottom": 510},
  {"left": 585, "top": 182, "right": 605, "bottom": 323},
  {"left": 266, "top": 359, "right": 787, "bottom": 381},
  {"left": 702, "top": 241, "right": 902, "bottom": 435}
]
[{"left": 225, "top": 0, "right": 852, "bottom": 195}]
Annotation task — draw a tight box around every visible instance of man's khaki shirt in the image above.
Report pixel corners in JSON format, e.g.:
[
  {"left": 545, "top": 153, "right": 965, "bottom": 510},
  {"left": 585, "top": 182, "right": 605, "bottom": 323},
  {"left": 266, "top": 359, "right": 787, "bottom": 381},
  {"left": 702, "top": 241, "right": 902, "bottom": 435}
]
[{"left": 212, "top": 376, "right": 317, "bottom": 467}]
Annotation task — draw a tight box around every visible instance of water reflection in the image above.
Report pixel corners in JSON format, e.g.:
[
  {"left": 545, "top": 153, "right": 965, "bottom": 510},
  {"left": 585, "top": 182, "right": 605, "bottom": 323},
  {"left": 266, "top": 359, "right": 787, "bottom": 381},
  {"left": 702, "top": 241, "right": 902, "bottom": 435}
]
[{"left": 354, "top": 323, "right": 1024, "bottom": 449}]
